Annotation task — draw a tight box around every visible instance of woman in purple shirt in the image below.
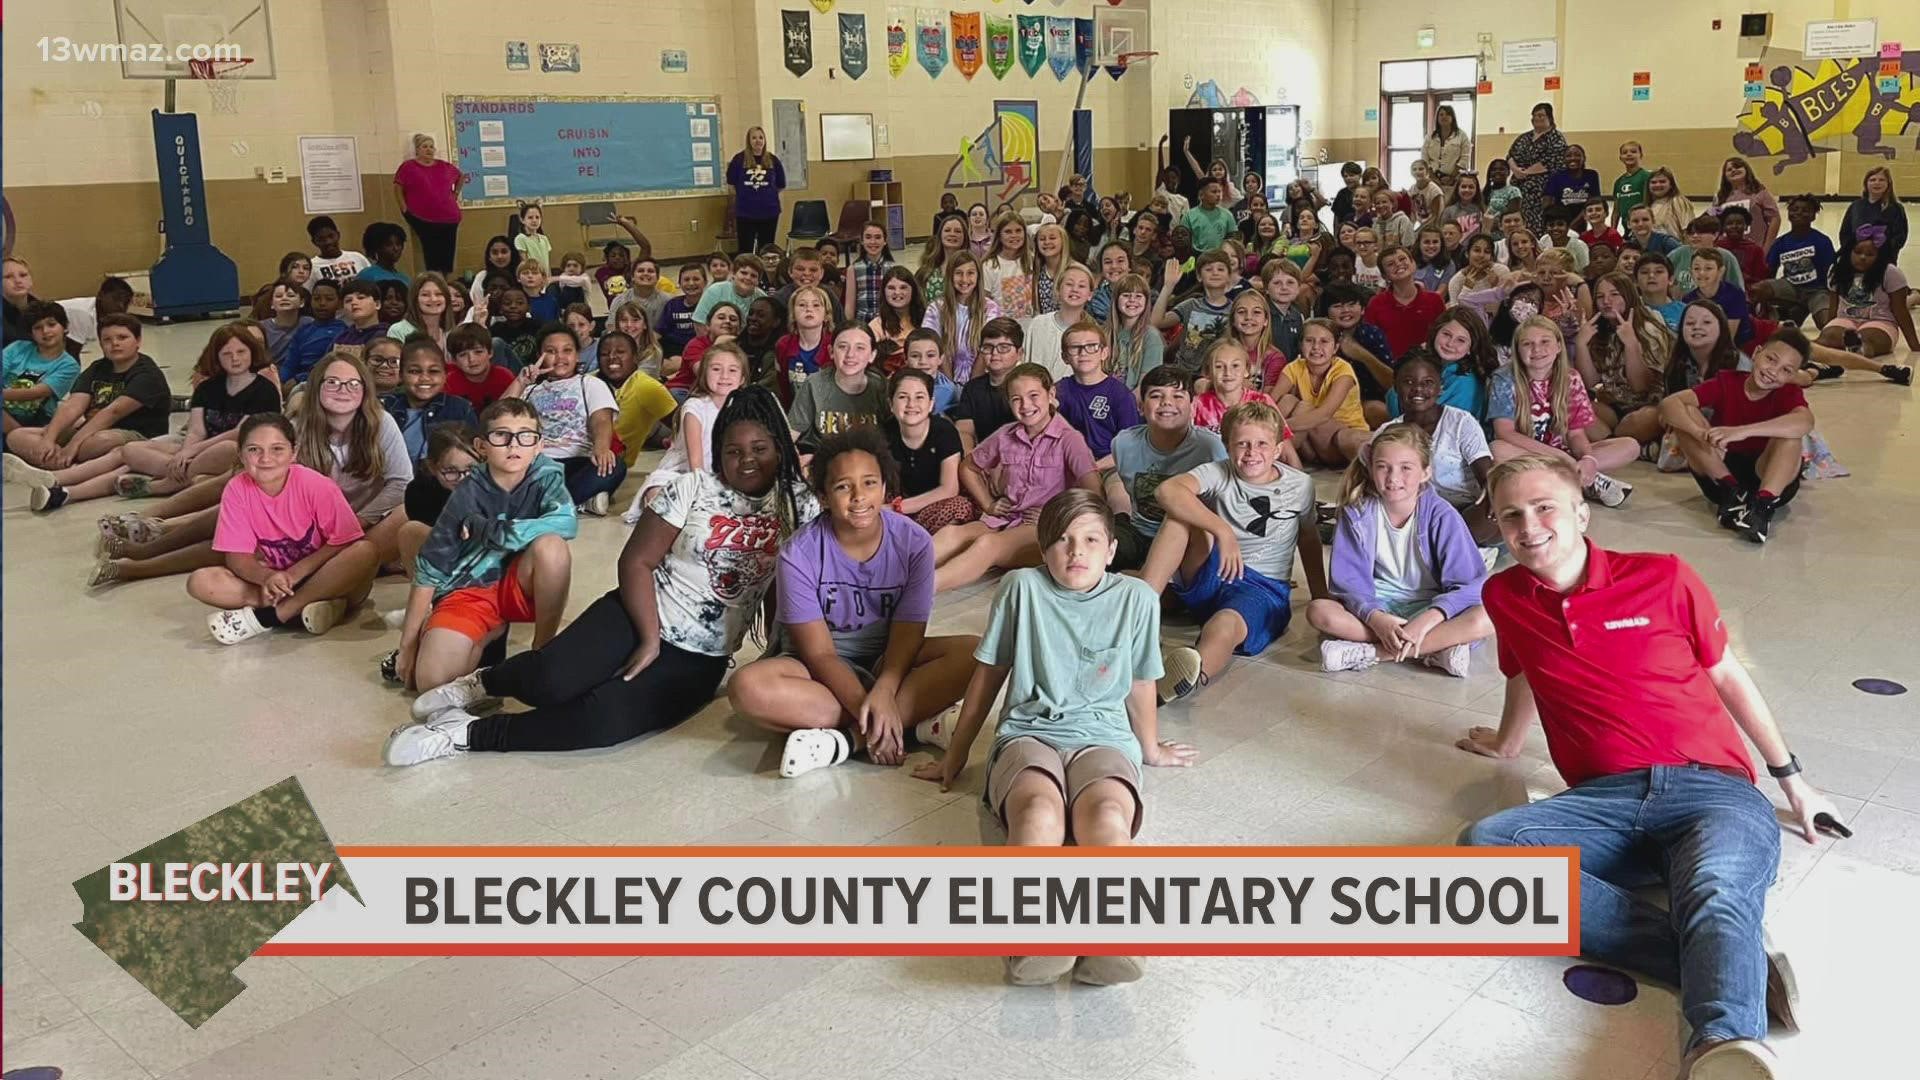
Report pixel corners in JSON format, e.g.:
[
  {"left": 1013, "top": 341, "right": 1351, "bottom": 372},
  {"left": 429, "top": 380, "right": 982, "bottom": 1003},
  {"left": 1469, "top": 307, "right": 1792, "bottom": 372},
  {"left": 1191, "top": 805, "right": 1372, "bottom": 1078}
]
[
  {"left": 727, "top": 127, "right": 788, "bottom": 258},
  {"left": 393, "top": 134, "right": 464, "bottom": 273}
]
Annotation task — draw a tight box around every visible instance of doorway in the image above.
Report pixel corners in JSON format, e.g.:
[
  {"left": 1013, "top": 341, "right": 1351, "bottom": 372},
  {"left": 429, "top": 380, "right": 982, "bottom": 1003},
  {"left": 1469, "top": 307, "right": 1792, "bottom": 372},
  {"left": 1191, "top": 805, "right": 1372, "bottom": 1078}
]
[{"left": 1378, "top": 56, "right": 1477, "bottom": 189}]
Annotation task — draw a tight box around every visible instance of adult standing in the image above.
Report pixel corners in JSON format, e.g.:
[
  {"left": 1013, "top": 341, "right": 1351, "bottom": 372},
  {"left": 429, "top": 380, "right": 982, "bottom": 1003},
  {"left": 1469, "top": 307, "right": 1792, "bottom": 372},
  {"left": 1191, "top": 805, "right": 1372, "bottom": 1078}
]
[
  {"left": 393, "top": 134, "right": 464, "bottom": 275},
  {"left": 727, "top": 126, "right": 788, "bottom": 256},
  {"left": 1420, "top": 104, "right": 1470, "bottom": 187},
  {"left": 1459, "top": 455, "right": 1841, "bottom": 1080},
  {"left": 1504, "top": 103, "right": 1567, "bottom": 233}
]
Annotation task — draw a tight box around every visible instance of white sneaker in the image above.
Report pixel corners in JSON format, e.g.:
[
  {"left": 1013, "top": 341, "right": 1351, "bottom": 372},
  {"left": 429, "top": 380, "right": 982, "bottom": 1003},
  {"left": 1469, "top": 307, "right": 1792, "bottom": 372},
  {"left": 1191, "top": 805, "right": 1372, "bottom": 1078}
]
[
  {"left": 1586, "top": 472, "right": 1632, "bottom": 508},
  {"left": 584, "top": 492, "right": 611, "bottom": 516},
  {"left": 208, "top": 607, "right": 271, "bottom": 645},
  {"left": 411, "top": 668, "right": 490, "bottom": 720},
  {"left": 1072, "top": 955, "right": 1145, "bottom": 985},
  {"left": 384, "top": 708, "right": 479, "bottom": 767},
  {"left": 780, "top": 728, "right": 850, "bottom": 778},
  {"left": 300, "top": 599, "right": 348, "bottom": 635},
  {"left": 914, "top": 705, "right": 960, "bottom": 750},
  {"left": 1319, "top": 639, "right": 1378, "bottom": 673},
  {"left": 381, "top": 608, "right": 407, "bottom": 629},
  {"left": 1478, "top": 545, "right": 1503, "bottom": 573},
  {"left": 3, "top": 453, "right": 55, "bottom": 487},
  {"left": 1684, "top": 1038, "right": 1780, "bottom": 1079},
  {"left": 1156, "top": 645, "right": 1204, "bottom": 704},
  {"left": 1423, "top": 643, "right": 1473, "bottom": 678}
]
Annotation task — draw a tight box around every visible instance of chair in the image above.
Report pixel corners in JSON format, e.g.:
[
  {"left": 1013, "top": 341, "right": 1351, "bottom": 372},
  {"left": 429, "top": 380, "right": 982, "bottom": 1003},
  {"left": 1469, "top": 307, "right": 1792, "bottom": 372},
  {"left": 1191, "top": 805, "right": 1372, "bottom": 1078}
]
[
  {"left": 828, "top": 199, "right": 871, "bottom": 247},
  {"left": 575, "top": 202, "right": 620, "bottom": 252},
  {"left": 787, "top": 199, "right": 831, "bottom": 243}
]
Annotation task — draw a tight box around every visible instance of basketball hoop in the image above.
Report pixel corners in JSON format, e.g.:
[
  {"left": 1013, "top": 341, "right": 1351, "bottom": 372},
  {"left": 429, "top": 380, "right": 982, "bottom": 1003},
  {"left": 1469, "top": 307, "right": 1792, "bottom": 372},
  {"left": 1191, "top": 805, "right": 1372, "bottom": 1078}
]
[
  {"left": 186, "top": 56, "right": 252, "bottom": 114},
  {"left": 1110, "top": 50, "right": 1159, "bottom": 74}
]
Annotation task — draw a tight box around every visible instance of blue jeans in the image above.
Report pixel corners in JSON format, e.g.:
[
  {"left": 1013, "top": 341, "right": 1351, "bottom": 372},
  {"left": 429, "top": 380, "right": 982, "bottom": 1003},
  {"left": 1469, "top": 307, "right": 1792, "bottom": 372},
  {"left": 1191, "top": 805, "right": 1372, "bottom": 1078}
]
[
  {"left": 1462, "top": 765, "right": 1779, "bottom": 1049},
  {"left": 561, "top": 455, "right": 628, "bottom": 506}
]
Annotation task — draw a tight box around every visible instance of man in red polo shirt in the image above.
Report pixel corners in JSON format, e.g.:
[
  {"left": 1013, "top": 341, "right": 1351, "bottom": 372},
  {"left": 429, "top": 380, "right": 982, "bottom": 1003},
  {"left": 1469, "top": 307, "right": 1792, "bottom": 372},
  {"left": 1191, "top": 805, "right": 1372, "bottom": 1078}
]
[
  {"left": 1362, "top": 245, "right": 1445, "bottom": 360},
  {"left": 1457, "top": 454, "right": 1843, "bottom": 1080}
]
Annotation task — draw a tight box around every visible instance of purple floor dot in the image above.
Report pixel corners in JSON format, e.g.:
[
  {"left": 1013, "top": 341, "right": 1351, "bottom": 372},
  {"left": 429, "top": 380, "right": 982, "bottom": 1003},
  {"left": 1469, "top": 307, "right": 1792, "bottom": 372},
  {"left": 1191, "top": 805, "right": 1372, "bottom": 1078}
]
[
  {"left": 1852, "top": 678, "right": 1908, "bottom": 696},
  {"left": 1562, "top": 964, "right": 1639, "bottom": 1006},
  {"left": 4, "top": 1069, "right": 67, "bottom": 1080}
]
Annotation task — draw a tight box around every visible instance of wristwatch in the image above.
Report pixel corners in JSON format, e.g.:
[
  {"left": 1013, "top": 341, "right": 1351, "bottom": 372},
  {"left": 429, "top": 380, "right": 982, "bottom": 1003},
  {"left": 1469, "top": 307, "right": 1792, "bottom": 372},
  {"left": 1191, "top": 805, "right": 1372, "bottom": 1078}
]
[{"left": 1767, "top": 754, "right": 1802, "bottom": 780}]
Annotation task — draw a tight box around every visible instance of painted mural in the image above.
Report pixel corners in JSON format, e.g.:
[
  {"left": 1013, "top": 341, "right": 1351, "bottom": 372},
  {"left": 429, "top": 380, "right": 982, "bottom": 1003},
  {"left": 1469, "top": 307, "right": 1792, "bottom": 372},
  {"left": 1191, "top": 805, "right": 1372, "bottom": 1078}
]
[
  {"left": 1733, "top": 52, "right": 1920, "bottom": 172},
  {"left": 944, "top": 100, "right": 1039, "bottom": 211}
]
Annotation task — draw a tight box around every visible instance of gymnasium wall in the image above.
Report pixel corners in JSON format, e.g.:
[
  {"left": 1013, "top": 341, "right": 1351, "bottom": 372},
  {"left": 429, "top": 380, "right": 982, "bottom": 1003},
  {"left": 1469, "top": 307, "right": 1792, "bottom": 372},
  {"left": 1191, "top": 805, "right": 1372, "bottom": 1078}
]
[{"left": 1326, "top": 0, "right": 1920, "bottom": 200}]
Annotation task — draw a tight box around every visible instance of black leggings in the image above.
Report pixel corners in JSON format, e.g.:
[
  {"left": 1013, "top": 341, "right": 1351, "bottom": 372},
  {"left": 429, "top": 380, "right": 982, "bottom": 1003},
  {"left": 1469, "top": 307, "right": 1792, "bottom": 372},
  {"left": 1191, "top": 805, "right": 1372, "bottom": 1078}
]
[
  {"left": 468, "top": 590, "right": 729, "bottom": 752},
  {"left": 404, "top": 212, "right": 460, "bottom": 274},
  {"left": 736, "top": 216, "right": 779, "bottom": 256}
]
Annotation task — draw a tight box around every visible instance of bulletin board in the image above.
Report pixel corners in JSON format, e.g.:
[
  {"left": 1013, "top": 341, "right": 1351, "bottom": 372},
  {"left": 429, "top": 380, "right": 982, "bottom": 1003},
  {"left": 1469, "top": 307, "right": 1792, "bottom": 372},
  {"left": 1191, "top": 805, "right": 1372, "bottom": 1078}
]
[{"left": 446, "top": 93, "right": 725, "bottom": 208}]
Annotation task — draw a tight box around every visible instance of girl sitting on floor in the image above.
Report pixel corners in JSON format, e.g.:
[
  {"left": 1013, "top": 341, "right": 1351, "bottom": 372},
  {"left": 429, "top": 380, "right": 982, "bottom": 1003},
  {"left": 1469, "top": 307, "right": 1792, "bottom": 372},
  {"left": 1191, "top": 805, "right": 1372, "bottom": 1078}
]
[
  {"left": 729, "top": 427, "right": 980, "bottom": 778},
  {"left": 884, "top": 368, "right": 976, "bottom": 535},
  {"left": 1488, "top": 316, "right": 1636, "bottom": 508},
  {"left": 1386, "top": 351, "right": 1497, "bottom": 545},
  {"left": 625, "top": 341, "right": 747, "bottom": 523},
  {"left": 1571, "top": 271, "right": 1673, "bottom": 447},
  {"left": 295, "top": 350, "right": 414, "bottom": 562},
  {"left": 386, "top": 386, "right": 817, "bottom": 765},
  {"left": 187, "top": 412, "right": 381, "bottom": 645},
  {"left": 1268, "top": 318, "right": 1370, "bottom": 467}
]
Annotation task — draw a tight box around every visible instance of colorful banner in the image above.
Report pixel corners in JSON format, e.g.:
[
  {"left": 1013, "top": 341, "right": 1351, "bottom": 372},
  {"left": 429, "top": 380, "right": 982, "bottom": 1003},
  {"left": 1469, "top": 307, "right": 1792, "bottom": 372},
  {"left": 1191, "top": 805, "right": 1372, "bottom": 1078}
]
[
  {"left": 839, "top": 12, "right": 868, "bottom": 79},
  {"left": 1017, "top": 14, "right": 1046, "bottom": 77},
  {"left": 782, "top": 10, "right": 813, "bottom": 77},
  {"left": 986, "top": 14, "right": 1015, "bottom": 79},
  {"left": 887, "top": 7, "right": 910, "bottom": 77},
  {"left": 1045, "top": 16, "right": 1074, "bottom": 80},
  {"left": 1074, "top": 16, "right": 1093, "bottom": 77},
  {"left": 952, "top": 11, "right": 983, "bottom": 80},
  {"left": 916, "top": 7, "right": 948, "bottom": 78}
]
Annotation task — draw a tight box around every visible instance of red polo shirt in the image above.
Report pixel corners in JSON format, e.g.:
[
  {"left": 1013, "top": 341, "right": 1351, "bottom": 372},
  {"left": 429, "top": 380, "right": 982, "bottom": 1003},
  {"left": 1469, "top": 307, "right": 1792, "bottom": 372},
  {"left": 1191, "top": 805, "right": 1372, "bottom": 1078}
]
[
  {"left": 1483, "top": 542, "right": 1754, "bottom": 788},
  {"left": 1362, "top": 284, "right": 1445, "bottom": 360}
]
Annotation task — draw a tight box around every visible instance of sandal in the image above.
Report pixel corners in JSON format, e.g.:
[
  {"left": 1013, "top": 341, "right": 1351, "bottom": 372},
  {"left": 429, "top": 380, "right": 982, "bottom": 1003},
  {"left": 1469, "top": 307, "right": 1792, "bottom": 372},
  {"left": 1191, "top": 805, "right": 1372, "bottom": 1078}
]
[
  {"left": 125, "top": 515, "right": 165, "bottom": 544},
  {"left": 779, "top": 728, "right": 850, "bottom": 778},
  {"left": 114, "top": 474, "right": 152, "bottom": 498},
  {"left": 208, "top": 607, "right": 270, "bottom": 645},
  {"left": 87, "top": 557, "right": 121, "bottom": 589}
]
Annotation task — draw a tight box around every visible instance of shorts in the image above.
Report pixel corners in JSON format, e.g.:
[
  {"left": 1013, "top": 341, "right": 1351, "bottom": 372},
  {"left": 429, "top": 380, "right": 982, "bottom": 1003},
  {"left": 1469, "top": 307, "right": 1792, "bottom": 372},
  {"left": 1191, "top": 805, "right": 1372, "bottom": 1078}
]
[
  {"left": 423, "top": 556, "right": 537, "bottom": 642},
  {"left": 986, "top": 736, "right": 1143, "bottom": 837},
  {"left": 1110, "top": 513, "right": 1152, "bottom": 572},
  {"left": 1379, "top": 597, "right": 1431, "bottom": 620},
  {"left": 1167, "top": 544, "right": 1294, "bottom": 655},
  {"left": 1766, "top": 283, "right": 1830, "bottom": 317},
  {"left": 1825, "top": 316, "right": 1899, "bottom": 341}
]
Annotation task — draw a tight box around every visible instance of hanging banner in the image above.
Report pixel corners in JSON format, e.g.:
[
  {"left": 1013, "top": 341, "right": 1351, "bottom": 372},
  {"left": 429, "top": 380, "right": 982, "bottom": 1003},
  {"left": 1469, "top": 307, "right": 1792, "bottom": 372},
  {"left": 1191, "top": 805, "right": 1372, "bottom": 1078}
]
[
  {"left": 810, "top": 0, "right": 834, "bottom": 11},
  {"left": 986, "top": 14, "right": 1015, "bottom": 79},
  {"left": 887, "top": 7, "right": 910, "bottom": 77},
  {"left": 1017, "top": 15, "right": 1047, "bottom": 76},
  {"left": 839, "top": 12, "right": 868, "bottom": 79},
  {"left": 782, "top": 10, "right": 814, "bottom": 77},
  {"left": 952, "top": 11, "right": 984, "bottom": 80},
  {"left": 1074, "top": 16, "right": 1094, "bottom": 77},
  {"left": 1046, "top": 16, "right": 1075, "bottom": 80},
  {"left": 916, "top": 8, "right": 949, "bottom": 78}
]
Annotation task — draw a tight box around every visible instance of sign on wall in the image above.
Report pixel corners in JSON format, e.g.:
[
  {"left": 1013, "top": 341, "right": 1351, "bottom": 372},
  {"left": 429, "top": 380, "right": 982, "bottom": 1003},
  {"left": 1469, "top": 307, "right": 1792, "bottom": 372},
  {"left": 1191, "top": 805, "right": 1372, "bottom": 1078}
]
[
  {"left": 1803, "top": 19, "right": 1877, "bottom": 60},
  {"left": 1501, "top": 38, "right": 1558, "bottom": 75},
  {"left": 297, "top": 135, "right": 362, "bottom": 214}
]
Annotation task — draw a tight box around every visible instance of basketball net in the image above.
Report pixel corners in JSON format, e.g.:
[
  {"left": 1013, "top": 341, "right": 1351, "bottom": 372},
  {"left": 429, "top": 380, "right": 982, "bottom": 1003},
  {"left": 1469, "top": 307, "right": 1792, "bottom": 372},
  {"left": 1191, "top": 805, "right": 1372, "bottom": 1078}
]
[{"left": 186, "top": 57, "right": 252, "bottom": 114}]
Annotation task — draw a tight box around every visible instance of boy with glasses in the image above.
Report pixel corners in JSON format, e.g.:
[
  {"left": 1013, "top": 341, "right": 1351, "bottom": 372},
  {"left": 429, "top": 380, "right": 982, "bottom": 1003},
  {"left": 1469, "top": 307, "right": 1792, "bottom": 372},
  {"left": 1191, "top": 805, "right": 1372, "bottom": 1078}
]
[{"left": 951, "top": 317, "right": 1025, "bottom": 451}]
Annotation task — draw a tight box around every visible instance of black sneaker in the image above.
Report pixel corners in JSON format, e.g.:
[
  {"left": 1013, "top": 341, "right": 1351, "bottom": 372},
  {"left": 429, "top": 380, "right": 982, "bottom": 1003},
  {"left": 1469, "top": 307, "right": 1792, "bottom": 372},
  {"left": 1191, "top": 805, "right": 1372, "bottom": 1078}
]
[
  {"left": 29, "top": 484, "right": 68, "bottom": 512},
  {"left": 380, "top": 649, "right": 401, "bottom": 684},
  {"left": 1717, "top": 502, "right": 1746, "bottom": 530},
  {"left": 1882, "top": 364, "right": 1914, "bottom": 386},
  {"left": 1813, "top": 363, "right": 1845, "bottom": 381},
  {"left": 1736, "top": 502, "right": 1774, "bottom": 544}
]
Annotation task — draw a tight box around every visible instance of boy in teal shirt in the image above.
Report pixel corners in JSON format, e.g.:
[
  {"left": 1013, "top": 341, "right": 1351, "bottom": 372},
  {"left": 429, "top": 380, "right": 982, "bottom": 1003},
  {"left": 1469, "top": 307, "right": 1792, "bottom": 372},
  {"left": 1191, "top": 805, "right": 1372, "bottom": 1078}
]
[
  {"left": 2, "top": 301, "right": 81, "bottom": 432},
  {"left": 1179, "top": 178, "right": 1237, "bottom": 254}
]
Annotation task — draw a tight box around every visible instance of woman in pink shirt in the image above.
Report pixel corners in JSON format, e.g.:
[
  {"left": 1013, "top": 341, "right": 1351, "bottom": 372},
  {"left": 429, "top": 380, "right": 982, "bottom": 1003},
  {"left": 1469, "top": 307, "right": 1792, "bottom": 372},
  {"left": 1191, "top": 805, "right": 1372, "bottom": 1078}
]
[{"left": 394, "top": 133, "right": 464, "bottom": 273}]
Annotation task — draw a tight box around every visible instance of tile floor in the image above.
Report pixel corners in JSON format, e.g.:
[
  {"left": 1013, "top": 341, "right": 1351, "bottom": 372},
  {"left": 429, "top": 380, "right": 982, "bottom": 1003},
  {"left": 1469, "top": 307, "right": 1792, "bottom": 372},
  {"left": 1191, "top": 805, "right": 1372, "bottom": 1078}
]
[{"left": 4, "top": 214, "right": 1916, "bottom": 1077}]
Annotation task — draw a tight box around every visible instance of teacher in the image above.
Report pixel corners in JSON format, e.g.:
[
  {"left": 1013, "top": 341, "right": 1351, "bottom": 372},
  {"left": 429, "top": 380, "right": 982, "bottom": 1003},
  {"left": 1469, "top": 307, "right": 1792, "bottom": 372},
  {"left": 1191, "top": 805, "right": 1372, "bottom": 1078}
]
[
  {"left": 1420, "top": 104, "right": 1470, "bottom": 186},
  {"left": 393, "top": 133, "right": 463, "bottom": 274},
  {"left": 1503, "top": 102, "right": 1566, "bottom": 233},
  {"left": 726, "top": 126, "right": 787, "bottom": 256}
]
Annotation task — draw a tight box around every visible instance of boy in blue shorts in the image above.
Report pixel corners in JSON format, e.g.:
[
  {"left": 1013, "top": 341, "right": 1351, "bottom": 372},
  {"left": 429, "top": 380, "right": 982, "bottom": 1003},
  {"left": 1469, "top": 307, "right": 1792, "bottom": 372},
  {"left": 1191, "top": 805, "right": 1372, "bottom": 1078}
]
[{"left": 1141, "top": 400, "right": 1326, "bottom": 702}]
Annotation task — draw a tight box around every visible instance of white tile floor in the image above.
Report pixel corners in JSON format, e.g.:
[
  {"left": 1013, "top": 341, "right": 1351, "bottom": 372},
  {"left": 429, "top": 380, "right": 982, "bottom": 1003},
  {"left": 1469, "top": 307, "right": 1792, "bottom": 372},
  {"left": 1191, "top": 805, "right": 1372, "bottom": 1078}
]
[{"left": 5, "top": 214, "right": 1917, "bottom": 1076}]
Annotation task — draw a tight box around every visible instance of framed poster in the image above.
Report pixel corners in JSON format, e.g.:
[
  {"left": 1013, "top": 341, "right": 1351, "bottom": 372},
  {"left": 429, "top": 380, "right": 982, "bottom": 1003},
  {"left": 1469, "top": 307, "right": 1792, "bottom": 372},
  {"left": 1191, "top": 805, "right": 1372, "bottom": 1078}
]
[
  {"left": 1501, "top": 38, "right": 1558, "bottom": 75},
  {"left": 297, "top": 135, "right": 363, "bottom": 214}
]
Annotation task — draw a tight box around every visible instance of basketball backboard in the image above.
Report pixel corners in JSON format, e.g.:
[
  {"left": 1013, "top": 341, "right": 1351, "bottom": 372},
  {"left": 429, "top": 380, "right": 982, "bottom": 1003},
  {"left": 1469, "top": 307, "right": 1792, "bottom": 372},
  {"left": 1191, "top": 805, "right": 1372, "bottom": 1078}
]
[
  {"left": 1092, "top": 4, "right": 1150, "bottom": 66},
  {"left": 113, "top": 0, "right": 277, "bottom": 79}
]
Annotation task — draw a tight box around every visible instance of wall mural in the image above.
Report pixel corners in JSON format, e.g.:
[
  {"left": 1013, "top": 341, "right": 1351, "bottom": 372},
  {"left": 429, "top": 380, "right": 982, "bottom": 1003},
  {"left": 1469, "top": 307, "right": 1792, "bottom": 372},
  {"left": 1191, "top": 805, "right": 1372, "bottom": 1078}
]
[
  {"left": 944, "top": 100, "right": 1039, "bottom": 212},
  {"left": 1186, "top": 80, "right": 1263, "bottom": 109},
  {"left": 1732, "top": 52, "right": 1920, "bottom": 172}
]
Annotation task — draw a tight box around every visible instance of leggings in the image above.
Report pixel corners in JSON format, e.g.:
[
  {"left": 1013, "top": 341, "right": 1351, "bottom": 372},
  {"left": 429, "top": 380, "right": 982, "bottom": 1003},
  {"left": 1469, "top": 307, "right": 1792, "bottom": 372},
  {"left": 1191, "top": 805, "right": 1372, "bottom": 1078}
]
[
  {"left": 404, "top": 213, "right": 460, "bottom": 274},
  {"left": 561, "top": 455, "right": 629, "bottom": 505},
  {"left": 469, "top": 590, "right": 730, "bottom": 752},
  {"left": 909, "top": 495, "right": 979, "bottom": 534},
  {"left": 736, "top": 216, "right": 779, "bottom": 256}
]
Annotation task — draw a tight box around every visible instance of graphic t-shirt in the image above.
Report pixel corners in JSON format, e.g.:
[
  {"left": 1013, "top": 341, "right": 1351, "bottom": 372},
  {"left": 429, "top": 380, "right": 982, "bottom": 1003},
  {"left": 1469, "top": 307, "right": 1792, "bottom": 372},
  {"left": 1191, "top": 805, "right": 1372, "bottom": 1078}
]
[
  {"left": 1488, "top": 370, "right": 1598, "bottom": 451},
  {"left": 1185, "top": 461, "right": 1314, "bottom": 578},
  {"left": 1109, "top": 424, "right": 1227, "bottom": 537},
  {"left": 884, "top": 415, "right": 964, "bottom": 499},
  {"left": 1, "top": 341, "right": 80, "bottom": 423},
  {"left": 524, "top": 373, "right": 618, "bottom": 459},
  {"left": 189, "top": 374, "right": 280, "bottom": 437},
  {"left": 976, "top": 567, "right": 1164, "bottom": 768},
  {"left": 786, "top": 373, "right": 887, "bottom": 446},
  {"left": 778, "top": 511, "right": 935, "bottom": 661},
  {"left": 1054, "top": 375, "right": 1142, "bottom": 459},
  {"left": 72, "top": 354, "right": 172, "bottom": 437},
  {"left": 647, "top": 470, "right": 820, "bottom": 656},
  {"left": 312, "top": 251, "right": 371, "bottom": 285},
  {"left": 213, "top": 464, "right": 366, "bottom": 570},
  {"left": 1689, "top": 370, "right": 1809, "bottom": 456},
  {"left": 1170, "top": 294, "right": 1233, "bottom": 369},
  {"left": 1767, "top": 231, "right": 1836, "bottom": 288},
  {"left": 1611, "top": 169, "right": 1652, "bottom": 220},
  {"left": 1836, "top": 263, "right": 1908, "bottom": 325}
]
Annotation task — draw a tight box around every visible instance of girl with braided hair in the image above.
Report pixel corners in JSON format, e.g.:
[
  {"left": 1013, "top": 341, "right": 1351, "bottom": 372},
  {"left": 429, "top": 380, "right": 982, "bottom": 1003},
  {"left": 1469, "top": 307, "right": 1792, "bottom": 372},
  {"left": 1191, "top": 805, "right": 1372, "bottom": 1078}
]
[{"left": 386, "top": 385, "right": 818, "bottom": 764}]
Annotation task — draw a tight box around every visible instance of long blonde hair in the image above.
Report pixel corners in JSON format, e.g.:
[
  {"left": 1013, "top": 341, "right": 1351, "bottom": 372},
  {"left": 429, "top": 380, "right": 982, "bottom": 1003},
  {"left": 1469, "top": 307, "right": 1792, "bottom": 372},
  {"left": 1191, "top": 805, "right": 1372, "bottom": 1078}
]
[
  {"left": 934, "top": 252, "right": 988, "bottom": 362},
  {"left": 1229, "top": 290, "right": 1274, "bottom": 383},
  {"left": 1034, "top": 222, "right": 1072, "bottom": 296},
  {"left": 1591, "top": 271, "right": 1671, "bottom": 375},
  {"left": 741, "top": 125, "right": 773, "bottom": 170},
  {"left": 294, "top": 350, "right": 387, "bottom": 483},
  {"left": 987, "top": 211, "right": 1034, "bottom": 275},
  {"left": 1103, "top": 272, "right": 1153, "bottom": 384},
  {"left": 1340, "top": 421, "right": 1433, "bottom": 508},
  {"left": 1508, "top": 315, "right": 1575, "bottom": 442}
]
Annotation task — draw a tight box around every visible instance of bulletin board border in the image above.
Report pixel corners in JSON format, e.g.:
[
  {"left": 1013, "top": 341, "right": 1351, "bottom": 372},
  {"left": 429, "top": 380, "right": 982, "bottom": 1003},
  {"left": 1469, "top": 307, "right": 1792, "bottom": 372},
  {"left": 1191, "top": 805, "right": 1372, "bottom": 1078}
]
[{"left": 444, "top": 92, "right": 726, "bottom": 209}]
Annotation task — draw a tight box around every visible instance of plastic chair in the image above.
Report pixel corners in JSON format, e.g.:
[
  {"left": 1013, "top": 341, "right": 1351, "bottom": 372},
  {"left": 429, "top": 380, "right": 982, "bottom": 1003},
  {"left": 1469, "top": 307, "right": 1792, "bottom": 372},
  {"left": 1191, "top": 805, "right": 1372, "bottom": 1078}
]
[
  {"left": 828, "top": 200, "right": 871, "bottom": 247},
  {"left": 576, "top": 202, "right": 620, "bottom": 252},
  {"left": 787, "top": 199, "right": 831, "bottom": 243}
]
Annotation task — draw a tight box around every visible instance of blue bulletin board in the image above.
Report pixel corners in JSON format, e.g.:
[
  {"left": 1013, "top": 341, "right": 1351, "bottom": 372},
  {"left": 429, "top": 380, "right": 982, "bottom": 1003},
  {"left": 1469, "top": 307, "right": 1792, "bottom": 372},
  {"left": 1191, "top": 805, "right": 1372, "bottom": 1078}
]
[{"left": 445, "top": 94, "right": 724, "bottom": 208}]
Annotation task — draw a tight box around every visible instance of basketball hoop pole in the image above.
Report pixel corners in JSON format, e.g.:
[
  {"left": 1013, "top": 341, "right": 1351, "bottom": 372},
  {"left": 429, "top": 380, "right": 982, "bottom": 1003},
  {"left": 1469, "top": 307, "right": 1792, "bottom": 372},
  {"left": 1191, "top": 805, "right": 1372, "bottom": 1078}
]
[{"left": 1051, "top": 51, "right": 1155, "bottom": 199}]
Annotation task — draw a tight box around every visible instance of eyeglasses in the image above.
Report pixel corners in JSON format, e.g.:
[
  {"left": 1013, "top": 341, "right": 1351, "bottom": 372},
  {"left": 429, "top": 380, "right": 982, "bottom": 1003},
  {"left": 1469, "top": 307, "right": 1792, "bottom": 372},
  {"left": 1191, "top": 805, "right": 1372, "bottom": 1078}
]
[
  {"left": 319, "top": 377, "right": 363, "bottom": 392},
  {"left": 980, "top": 342, "right": 1018, "bottom": 356},
  {"left": 485, "top": 429, "right": 543, "bottom": 447},
  {"left": 367, "top": 356, "right": 400, "bottom": 369},
  {"left": 1065, "top": 342, "right": 1104, "bottom": 357}
]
